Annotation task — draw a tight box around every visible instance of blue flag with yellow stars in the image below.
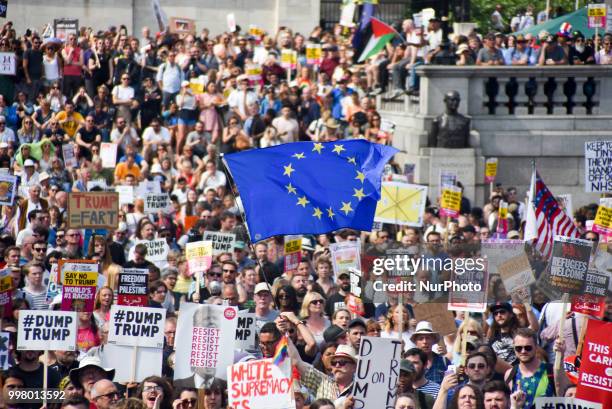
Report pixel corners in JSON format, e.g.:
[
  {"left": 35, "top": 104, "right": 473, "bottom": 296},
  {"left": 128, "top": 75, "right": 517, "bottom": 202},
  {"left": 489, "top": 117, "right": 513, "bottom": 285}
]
[{"left": 223, "top": 140, "right": 398, "bottom": 242}]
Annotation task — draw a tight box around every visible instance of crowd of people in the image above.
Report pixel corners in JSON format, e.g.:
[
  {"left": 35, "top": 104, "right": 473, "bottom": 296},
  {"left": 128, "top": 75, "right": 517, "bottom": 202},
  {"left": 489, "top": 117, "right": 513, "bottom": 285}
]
[{"left": 0, "top": 13, "right": 609, "bottom": 409}]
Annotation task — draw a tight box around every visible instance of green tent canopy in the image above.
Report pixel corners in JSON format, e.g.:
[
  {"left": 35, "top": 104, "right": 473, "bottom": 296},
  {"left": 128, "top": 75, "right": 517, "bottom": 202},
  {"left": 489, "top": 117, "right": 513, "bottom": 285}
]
[{"left": 514, "top": 7, "right": 599, "bottom": 38}]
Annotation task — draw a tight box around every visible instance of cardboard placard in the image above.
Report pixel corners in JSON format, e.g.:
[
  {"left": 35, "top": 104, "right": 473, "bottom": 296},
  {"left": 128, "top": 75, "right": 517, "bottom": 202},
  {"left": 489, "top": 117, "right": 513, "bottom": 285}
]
[
  {"left": 108, "top": 305, "right": 166, "bottom": 348},
  {"left": 413, "top": 301, "right": 457, "bottom": 336},
  {"left": 175, "top": 303, "right": 238, "bottom": 383},
  {"left": 497, "top": 252, "right": 535, "bottom": 294},
  {"left": 117, "top": 268, "right": 149, "bottom": 307},
  {"left": 227, "top": 358, "right": 294, "bottom": 409},
  {"left": 375, "top": 182, "right": 427, "bottom": 227},
  {"left": 352, "top": 336, "right": 403, "bottom": 408},
  {"left": 202, "top": 231, "right": 236, "bottom": 255},
  {"left": 585, "top": 141, "right": 612, "bottom": 193},
  {"left": 480, "top": 239, "right": 525, "bottom": 276},
  {"left": 60, "top": 260, "right": 99, "bottom": 312},
  {"left": 17, "top": 310, "right": 77, "bottom": 351},
  {"left": 68, "top": 192, "right": 119, "bottom": 229},
  {"left": 448, "top": 264, "right": 489, "bottom": 313}
]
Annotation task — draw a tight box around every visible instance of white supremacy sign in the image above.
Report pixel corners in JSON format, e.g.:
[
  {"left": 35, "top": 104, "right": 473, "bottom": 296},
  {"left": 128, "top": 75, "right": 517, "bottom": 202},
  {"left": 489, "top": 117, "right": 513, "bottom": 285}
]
[
  {"left": 144, "top": 193, "right": 172, "bottom": 214},
  {"left": 18, "top": 311, "right": 77, "bottom": 351},
  {"left": 227, "top": 358, "right": 294, "bottom": 409},
  {"left": 175, "top": 303, "right": 238, "bottom": 383},
  {"left": 108, "top": 305, "right": 166, "bottom": 348},
  {"left": 352, "top": 336, "right": 402, "bottom": 409},
  {"left": 203, "top": 231, "right": 236, "bottom": 255},
  {"left": 585, "top": 140, "right": 612, "bottom": 193}
]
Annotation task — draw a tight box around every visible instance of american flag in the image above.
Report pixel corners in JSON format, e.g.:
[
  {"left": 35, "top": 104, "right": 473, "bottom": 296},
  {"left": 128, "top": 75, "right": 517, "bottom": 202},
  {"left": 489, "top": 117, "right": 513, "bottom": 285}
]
[{"left": 525, "top": 171, "right": 580, "bottom": 258}]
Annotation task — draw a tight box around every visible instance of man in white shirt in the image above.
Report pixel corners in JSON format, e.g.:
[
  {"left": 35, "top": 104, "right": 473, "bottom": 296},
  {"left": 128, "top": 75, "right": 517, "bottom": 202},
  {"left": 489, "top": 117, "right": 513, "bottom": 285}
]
[
  {"left": 198, "top": 160, "right": 227, "bottom": 193},
  {"left": 227, "top": 75, "right": 258, "bottom": 121},
  {"left": 156, "top": 51, "right": 184, "bottom": 108},
  {"left": 271, "top": 106, "right": 299, "bottom": 143},
  {"left": 0, "top": 116, "right": 16, "bottom": 147},
  {"left": 142, "top": 117, "right": 172, "bottom": 161}
]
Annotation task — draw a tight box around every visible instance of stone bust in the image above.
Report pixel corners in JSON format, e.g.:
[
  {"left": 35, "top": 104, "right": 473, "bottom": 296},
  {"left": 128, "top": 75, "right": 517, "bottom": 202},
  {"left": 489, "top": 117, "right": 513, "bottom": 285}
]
[{"left": 428, "top": 90, "right": 471, "bottom": 148}]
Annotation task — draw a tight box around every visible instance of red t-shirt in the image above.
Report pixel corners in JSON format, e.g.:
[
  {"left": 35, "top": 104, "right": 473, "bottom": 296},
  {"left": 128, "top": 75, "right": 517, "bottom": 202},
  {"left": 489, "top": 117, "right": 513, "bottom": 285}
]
[{"left": 63, "top": 47, "right": 82, "bottom": 76}]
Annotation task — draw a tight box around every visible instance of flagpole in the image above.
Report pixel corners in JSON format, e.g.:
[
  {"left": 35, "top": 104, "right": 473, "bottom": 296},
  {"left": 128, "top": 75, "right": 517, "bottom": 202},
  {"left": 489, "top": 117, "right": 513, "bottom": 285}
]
[
  {"left": 221, "top": 154, "right": 280, "bottom": 310},
  {"left": 371, "top": 17, "right": 408, "bottom": 45}
]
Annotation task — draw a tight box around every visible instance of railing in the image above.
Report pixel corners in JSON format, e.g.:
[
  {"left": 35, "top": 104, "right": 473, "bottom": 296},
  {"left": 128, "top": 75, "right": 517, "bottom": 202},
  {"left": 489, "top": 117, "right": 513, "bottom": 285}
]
[{"left": 411, "top": 65, "right": 612, "bottom": 117}]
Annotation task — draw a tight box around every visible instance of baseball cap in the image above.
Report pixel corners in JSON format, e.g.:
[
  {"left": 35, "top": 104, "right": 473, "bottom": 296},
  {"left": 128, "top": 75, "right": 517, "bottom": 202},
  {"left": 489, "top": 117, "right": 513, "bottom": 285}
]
[
  {"left": 254, "top": 282, "right": 271, "bottom": 295},
  {"left": 323, "top": 325, "right": 346, "bottom": 343},
  {"left": 24, "top": 159, "right": 35, "bottom": 167}
]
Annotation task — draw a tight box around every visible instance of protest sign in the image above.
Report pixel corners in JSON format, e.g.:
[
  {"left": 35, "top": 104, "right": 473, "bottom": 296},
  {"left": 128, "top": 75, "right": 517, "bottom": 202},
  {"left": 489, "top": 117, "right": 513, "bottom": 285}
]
[
  {"left": 226, "top": 13, "right": 237, "bottom": 32},
  {"left": 375, "top": 182, "right": 427, "bottom": 227},
  {"left": 571, "top": 294, "right": 606, "bottom": 318},
  {"left": 137, "top": 180, "right": 161, "bottom": 198},
  {"left": 283, "top": 235, "right": 302, "bottom": 275},
  {"left": 339, "top": 2, "right": 356, "bottom": 27},
  {"left": 0, "top": 1, "right": 6, "bottom": 19},
  {"left": 45, "top": 264, "right": 60, "bottom": 304},
  {"left": 497, "top": 252, "right": 535, "bottom": 294},
  {"left": 0, "top": 332, "right": 9, "bottom": 370},
  {"left": 202, "top": 231, "right": 236, "bottom": 255},
  {"left": 584, "top": 140, "right": 612, "bottom": 193},
  {"left": 175, "top": 303, "right": 238, "bottom": 383},
  {"left": 584, "top": 269, "right": 610, "bottom": 297},
  {"left": 102, "top": 343, "right": 162, "bottom": 383},
  {"left": 87, "top": 180, "right": 108, "bottom": 192},
  {"left": 0, "top": 268, "right": 12, "bottom": 307},
  {"left": 144, "top": 193, "right": 172, "bottom": 214},
  {"left": 330, "top": 240, "right": 362, "bottom": 280},
  {"left": 557, "top": 194, "right": 574, "bottom": 218},
  {"left": 115, "top": 185, "right": 134, "bottom": 206},
  {"left": 281, "top": 49, "right": 297, "bottom": 70},
  {"left": 169, "top": 17, "right": 196, "bottom": 35},
  {"left": 227, "top": 358, "right": 294, "bottom": 409},
  {"left": 496, "top": 200, "right": 509, "bottom": 235},
  {"left": 440, "top": 170, "right": 457, "bottom": 187},
  {"left": 535, "top": 397, "right": 601, "bottom": 409},
  {"left": 60, "top": 260, "right": 98, "bottom": 312},
  {"left": 484, "top": 158, "right": 498, "bottom": 183},
  {"left": 108, "top": 305, "right": 165, "bottom": 348},
  {"left": 134, "top": 239, "right": 170, "bottom": 265},
  {"left": 235, "top": 311, "right": 257, "bottom": 350},
  {"left": 306, "top": 43, "right": 322, "bottom": 65},
  {"left": 186, "top": 241, "right": 213, "bottom": 278},
  {"left": 68, "top": 192, "right": 119, "bottom": 229},
  {"left": 0, "top": 174, "right": 16, "bottom": 206},
  {"left": 481, "top": 239, "right": 525, "bottom": 275},
  {"left": 100, "top": 143, "right": 117, "bottom": 168},
  {"left": 413, "top": 301, "right": 457, "bottom": 336},
  {"left": 352, "top": 336, "right": 403, "bottom": 409},
  {"left": 117, "top": 269, "right": 149, "bottom": 306},
  {"left": 440, "top": 185, "right": 462, "bottom": 218},
  {"left": 62, "top": 143, "right": 78, "bottom": 168},
  {"left": 576, "top": 319, "right": 612, "bottom": 407},
  {"left": 448, "top": 263, "right": 489, "bottom": 313},
  {"left": 53, "top": 19, "right": 79, "bottom": 41},
  {"left": 184, "top": 215, "right": 198, "bottom": 232},
  {"left": 245, "top": 63, "right": 262, "bottom": 85},
  {"left": 546, "top": 236, "right": 592, "bottom": 294},
  {"left": 587, "top": 4, "right": 607, "bottom": 28},
  {"left": 593, "top": 201, "right": 612, "bottom": 235},
  {"left": 248, "top": 25, "right": 264, "bottom": 43},
  {"left": 18, "top": 310, "right": 77, "bottom": 351}
]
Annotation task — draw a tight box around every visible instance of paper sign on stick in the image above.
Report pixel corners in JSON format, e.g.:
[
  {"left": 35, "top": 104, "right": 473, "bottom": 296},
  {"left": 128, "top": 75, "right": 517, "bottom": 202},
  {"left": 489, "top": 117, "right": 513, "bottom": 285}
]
[{"left": 18, "top": 310, "right": 77, "bottom": 351}]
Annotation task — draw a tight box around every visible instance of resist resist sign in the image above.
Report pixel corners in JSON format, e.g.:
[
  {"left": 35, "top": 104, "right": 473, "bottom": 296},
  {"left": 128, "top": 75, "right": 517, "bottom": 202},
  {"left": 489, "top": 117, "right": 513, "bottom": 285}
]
[
  {"left": 18, "top": 311, "right": 77, "bottom": 351},
  {"left": 108, "top": 305, "right": 166, "bottom": 348}
]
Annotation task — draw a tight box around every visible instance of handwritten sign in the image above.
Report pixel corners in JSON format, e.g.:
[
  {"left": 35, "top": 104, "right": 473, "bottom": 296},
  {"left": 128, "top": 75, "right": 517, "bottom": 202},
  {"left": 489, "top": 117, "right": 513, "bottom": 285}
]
[
  {"left": 68, "top": 192, "right": 119, "bottom": 229},
  {"left": 497, "top": 252, "right": 535, "bottom": 294},
  {"left": 228, "top": 358, "right": 293, "bottom": 409},
  {"left": 585, "top": 141, "right": 612, "bottom": 192}
]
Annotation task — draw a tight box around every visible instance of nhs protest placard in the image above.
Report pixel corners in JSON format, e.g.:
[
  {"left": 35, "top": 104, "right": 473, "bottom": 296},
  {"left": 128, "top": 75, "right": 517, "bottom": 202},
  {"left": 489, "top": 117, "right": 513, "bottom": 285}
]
[
  {"left": 330, "top": 240, "right": 362, "bottom": 279},
  {"left": 0, "top": 332, "right": 9, "bottom": 370},
  {"left": 186, "top": 241, "right": 213, "bottom": 277},
  {"left": 117, "top": 269, "right": 148, "bottom": 306},
  {"left": 144, "top": 193, "right": 172, "bottom": 214},
  {"left": 175, "top": 303, "right": 238, "bottom": 383},
  {"left": 352, "top": 336, "right": 403, "bottom": 409},
  {"left": 535, "top": 397, "right": 601, "bottom": 409},
  {"left": 228, "top": 358, "right": 294, "bottom": 409},
  {"left": 60, "top": 260, "right": 98, "bottom": 312},
  {"left": 108, "top": 305, "right": 165, "bottom": 348},
  {"left": 576, "top": 319, "right": 612, "bottom": 407},
  {"left": 235, "top": 311, "right": 257, "bottom": 350},
  {"left": 585, "top": 140, "right": 612, "bottom": 193},
  {"left": 102, "top": 343, "right": 162, "bottom": 383},
  {"left": 18, "top": 311, "right": 77, "bottom": 351},
  {"left": 546, "top": 236, "right": 592, "bottom": 294},
  {"left": 68, "top": 192, "right": 119, "bottom": 229},
  {"left": 203, "top": 231, "right": 236, "bottom": 255},
  {"left": 0, "top": 174, "right": 17, "bottom": 206}
]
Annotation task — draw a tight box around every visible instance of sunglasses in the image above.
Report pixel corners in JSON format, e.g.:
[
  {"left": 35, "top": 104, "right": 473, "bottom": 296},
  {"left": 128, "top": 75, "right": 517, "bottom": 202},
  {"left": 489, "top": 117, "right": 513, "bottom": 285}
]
[
  {"left": 33, "top": 247, "right": 47, "bottom": 252},
  {"left": 514, "top": 345, "right": 533, "bottom": 353},
  {"left": 181, "top": 399, "right": 197, "bottom": 406},
  {"left": 467, "top": 363, "right": 486, "bottom": 369},
  {"left": 311, "top": 299, "right": 324, "bottom": 305},
  {"left": 222, "top": 269, "right": 236, "bottom": 273},
  {"left": 331, "top": 360, "right": 352, "bottom": 367},
  {"left": 493, "top": 310, "right": 508, "bottom": 316},
  {"left": 207, "top": 272, "right": 222, "bottom": 278}
]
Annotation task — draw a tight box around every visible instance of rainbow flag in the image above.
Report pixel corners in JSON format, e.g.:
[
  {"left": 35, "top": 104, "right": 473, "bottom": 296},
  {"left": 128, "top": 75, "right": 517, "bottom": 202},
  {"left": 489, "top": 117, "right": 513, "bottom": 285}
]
[{"left": 273, "top": 336, "right": 289, "bottom": 366}]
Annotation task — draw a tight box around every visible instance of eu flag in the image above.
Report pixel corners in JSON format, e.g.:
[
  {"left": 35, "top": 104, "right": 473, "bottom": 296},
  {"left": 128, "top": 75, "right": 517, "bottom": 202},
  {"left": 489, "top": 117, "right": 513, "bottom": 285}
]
[{"left": 223, "top": 140, "right": 398, "bottom": 242}]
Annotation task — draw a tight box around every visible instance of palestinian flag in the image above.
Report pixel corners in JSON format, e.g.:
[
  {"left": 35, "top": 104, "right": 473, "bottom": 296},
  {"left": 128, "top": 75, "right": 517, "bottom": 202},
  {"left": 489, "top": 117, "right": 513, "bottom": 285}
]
[{"left": 355, "top": 17, "right": 396, "bottom": 63}]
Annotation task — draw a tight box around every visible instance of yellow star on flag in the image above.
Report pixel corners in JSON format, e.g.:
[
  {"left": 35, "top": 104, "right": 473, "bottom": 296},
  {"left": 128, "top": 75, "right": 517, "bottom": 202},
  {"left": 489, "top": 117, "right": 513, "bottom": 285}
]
[
  {"left": 297, "top": 196, "right": 310, "bottom": 207},
  {"left": 327, "top": 207, "right": 335, "bottom": 219},
  {"left": 312, "top": 143, "right": 324, "bottom": 154},
  {"left": 332, "top": 144, "right": 345, "bottom": 155},
  {"left": 340, "top": 201, "right": 353, "bottom": 215},
  {"left": 347, "top": 156, "right": 357, "bottom": 165},
  {"left": 292, "top": 152, "right": 305, "bottom": 159},
  {"left": 353, "top": 187, "right": 366, "bottom": 201},
  {"left": 286, "top": 183, "right": 297, "bottom": 194},
  {"left": 355, "top": 170, "right": 365, "bottom": 183},
  {"left": 312, "top": 207, "right": 323, "bottom": 219},
  {"left": 283, "top": 163, "right": 295, "bottom": 177}
]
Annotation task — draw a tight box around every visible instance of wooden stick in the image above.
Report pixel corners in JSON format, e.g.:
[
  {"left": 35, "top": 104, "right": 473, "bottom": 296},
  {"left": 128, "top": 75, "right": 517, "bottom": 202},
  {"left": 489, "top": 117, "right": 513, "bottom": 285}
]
[
  {"left": 554, "top": 293, "right": 569, "bottom": 394},
  {"left": 43, "top": 350, "right": 49, "bottom": 406},
  {"left": 576, "top": 314, "right": 588, "bottom": 356},
  {"left": 130, "top": 345, "right": 138, "bottom": 384},
  {"left": 460, "top": 312, "right": 469, "bottom": 365}
]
